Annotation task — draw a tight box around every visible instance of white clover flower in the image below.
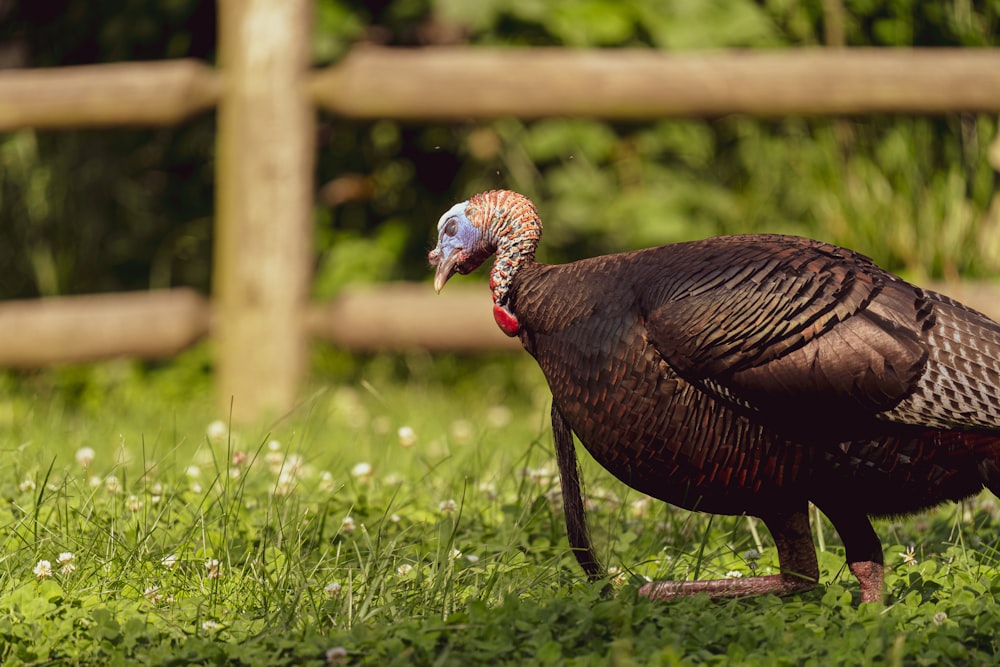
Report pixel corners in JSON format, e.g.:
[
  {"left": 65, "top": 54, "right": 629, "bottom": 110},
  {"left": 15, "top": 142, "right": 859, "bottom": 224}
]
[
  {"left": 18, "top": 478, "right": 35, "bottom": 493},
  {"left": 465, "top": 554, "right": 480, "bottom": 564},
  {"left": 438, "top": 499, "right": 458, "bottom": 515},
  {"left": 340, "top": 516, "right": 356, "bottom": 535},
  {"left": 629, "top": 497, "right": 652, "bottom": 518},
  {"left": 201, "top": 620, "right": 220, "bottom": 632},
  {"left": 231, "top": 451, "right": 248, "bottom": 467},
  {"left": 265, "top": 450, "right": 285, "bottom": 473},
  {"left": 57, "top": 552, "right": 75, "bottom": 574},
  {"left": 396, "top": 564, "right": 413, "bottom": 576},
  {"left": 282, "top": 453, "right": 304, "bottom": 477},
  {"left": 390, "top": 513, "right": 401, "bottom": 523},
  {"left": 725, "top": 570, "right": 743, "bottom": 579},
  {"left": 933, "top": 611, "right": 948, "bottom": 626},
  {"left": 89, "top": 475, "right": 102, "bottom": 488},
  {"left": 206, "top": 420, "right": 228, "bottom": 444},
  {"left": 127, "top": 495, "right": 142, "bottom": 513},
  {"left": 205, "top": 558, "right": 222, "bottom": 579},
  {"left": 161, "top": 553, "right": 178, "bottom": 569},
  {"left": 350, "top": 462, "right": 373, "bottom": 482},
  {"left": 607, "top": 566, "right": 628, "bottom": 587},
  {"left": 144, "top": 586, "right": 171, "bottom": 605},
  {"left": 190, "top": 482, "right": 203, "bottom": 494},
  {"left": 274, "top": 472, "right": 295, "bottom": 497},
  {"left": 33, "top": 560, "right": 52, "bottom": 579},
  {"left": 478, "top": 481, "right": 498, "bottom": 500},
  {"left": 104, "top": 475, "right": 121, "bottom": 495},
  {"left": 267, "top": 439, "right": 282, "bottom": 452},
  {"left": 397, "top": 426, "right": 417, "bottom": 448},
  {"left": 75, "top": 447, "right": 96, "bottom": 468},
  {"left": 324, "top": 582, "right": 342, "bottom": 598},
  {"left": 449, "top": 548, "right": 462, "bottom": 560}
]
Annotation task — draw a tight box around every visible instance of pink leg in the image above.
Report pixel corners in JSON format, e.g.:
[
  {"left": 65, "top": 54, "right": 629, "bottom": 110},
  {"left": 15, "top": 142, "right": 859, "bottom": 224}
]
[
  {"left": 849, "top": 560, "right": 884, "bottom": 603},
  {"left": 639, "top": 572, "right": 816, "bottom": 600},
  {"left": 818, "top": 504, "right": 885, "bottom": 603}
]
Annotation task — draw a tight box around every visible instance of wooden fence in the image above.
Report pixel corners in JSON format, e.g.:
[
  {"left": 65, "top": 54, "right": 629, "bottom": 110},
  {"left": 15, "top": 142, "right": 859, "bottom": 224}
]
[{"left": 1, "top": 0, "right": 999, "bottom": 422}]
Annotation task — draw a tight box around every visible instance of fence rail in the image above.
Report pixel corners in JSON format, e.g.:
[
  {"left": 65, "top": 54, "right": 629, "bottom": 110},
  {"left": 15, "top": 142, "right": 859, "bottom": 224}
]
[
  {"left": 312, "top": 47, "right": 1000, "bottom": 118},
  {"left": 0, "top": 289, "right": 210, "bottom": 366},
  {"left": 1, "top": 2, "right": 998, "bottom": 421},
  {"left": 0, "top": 60, "right": 219, "bottom": 130},
  {"left": 1, "top": 282, "right": 996, "bottom": 366},
  {"left": 4, "top": 48, "right": 1000, "bottom": 133}
]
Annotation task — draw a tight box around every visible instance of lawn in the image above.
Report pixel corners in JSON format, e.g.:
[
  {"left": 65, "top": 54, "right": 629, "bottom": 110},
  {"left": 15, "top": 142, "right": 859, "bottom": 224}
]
[{"left": 1, "top": 347, "right": 999, "bottom": 665}]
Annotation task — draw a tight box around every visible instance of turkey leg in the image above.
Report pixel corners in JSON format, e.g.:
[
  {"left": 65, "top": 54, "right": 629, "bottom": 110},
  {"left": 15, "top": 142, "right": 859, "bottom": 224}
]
[
  {"left": 816, "top": 504, "right": 884, "bottom": 603},
  {"left": 552, "top": 404, "right": 604, "bottom": 580}
]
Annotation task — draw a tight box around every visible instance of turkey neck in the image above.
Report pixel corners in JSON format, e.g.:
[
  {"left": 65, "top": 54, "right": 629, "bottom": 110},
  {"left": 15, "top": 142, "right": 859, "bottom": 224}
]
[
  {"left": 472, "top": 190, "right": 541, "bottom": 308},
  {"left": 491, "top": 236, "right": 539, "bottom": 308}
]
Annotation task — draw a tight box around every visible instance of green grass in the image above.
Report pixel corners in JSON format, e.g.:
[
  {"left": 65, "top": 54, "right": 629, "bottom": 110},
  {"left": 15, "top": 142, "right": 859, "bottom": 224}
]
[{"left": 2, "top": 348, "right": 1000, "bottom": 665}]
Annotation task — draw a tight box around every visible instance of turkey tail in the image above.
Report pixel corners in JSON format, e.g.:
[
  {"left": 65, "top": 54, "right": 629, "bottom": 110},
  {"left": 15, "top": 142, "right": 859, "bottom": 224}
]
[{"left": 881, "top": 288, "right": 1000, "bottom": 431}]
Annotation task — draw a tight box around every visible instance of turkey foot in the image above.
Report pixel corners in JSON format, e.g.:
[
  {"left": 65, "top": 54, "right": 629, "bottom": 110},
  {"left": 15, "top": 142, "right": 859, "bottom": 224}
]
[
  {"left": 639, "top": 573, "right": 816, "bottom": 600},
  {"left": 639, "top": 509, "right": 818, "bottom": 600}
]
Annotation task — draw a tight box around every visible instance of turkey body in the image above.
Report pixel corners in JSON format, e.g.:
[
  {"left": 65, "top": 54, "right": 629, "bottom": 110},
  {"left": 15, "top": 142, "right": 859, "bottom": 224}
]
[
  {"left": 430, "top": 190, "right": 1000, "bottom": 602},
  {"left": 510, "top": 234, "right": 1000, "bottom": 513},
  {"left": 509, "top": 235, "right": 1000, "bottom": 600}
]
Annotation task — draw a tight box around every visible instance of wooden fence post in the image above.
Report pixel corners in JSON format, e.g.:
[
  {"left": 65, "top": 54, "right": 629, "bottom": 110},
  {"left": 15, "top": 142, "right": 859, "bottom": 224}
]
[{"left": 215, "top": 0, "right": 314, "bottom": 422}]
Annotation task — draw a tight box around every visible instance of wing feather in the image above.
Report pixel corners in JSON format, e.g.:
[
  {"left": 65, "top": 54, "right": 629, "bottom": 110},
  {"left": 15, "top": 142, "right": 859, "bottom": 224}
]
[{"left": 639, "top": 236, "right": 928, "bottom": 426}]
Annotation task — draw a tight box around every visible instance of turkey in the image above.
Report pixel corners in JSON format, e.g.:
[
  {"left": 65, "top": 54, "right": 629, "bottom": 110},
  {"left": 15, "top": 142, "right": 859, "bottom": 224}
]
[{"left": 429, "top": 189, "right": 1000, "bottom": 603}]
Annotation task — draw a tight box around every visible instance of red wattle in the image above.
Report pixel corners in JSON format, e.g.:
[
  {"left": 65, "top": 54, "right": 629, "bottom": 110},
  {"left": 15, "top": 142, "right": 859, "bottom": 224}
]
[{"left": 493, "top": 304, "right": 520, "bottom": 337}]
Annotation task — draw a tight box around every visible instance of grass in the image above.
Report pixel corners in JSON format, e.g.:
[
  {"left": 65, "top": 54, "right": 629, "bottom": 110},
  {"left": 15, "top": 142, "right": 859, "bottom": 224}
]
[{"left": 1, "top": 347, "right": 1000, "bottom": 665}]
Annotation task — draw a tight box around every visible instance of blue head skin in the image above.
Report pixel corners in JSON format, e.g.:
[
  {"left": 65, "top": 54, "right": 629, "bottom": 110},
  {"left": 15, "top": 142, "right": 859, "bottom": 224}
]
[{"left": 428, "top": 200, "right": 495, "bottom": 293}]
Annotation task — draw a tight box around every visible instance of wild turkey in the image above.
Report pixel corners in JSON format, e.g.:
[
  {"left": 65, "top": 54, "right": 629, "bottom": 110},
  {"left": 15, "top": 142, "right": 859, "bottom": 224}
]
[{"left": 429, "top": 189, "right": 1000, "bottom": 603}]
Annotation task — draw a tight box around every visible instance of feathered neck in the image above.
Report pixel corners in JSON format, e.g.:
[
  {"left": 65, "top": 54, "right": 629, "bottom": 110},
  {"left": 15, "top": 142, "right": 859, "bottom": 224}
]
[{"left": 467, "top": 190, "right": 542, "bottom": 307}]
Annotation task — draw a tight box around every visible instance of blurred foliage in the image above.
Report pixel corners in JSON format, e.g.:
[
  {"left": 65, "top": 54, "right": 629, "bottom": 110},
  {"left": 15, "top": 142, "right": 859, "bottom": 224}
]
[
  {"left": 0, "top": 0, "right": 217, "bottom": 298},
  {"left": 0, "top": 0, "right": 999, "bottom": 301}
]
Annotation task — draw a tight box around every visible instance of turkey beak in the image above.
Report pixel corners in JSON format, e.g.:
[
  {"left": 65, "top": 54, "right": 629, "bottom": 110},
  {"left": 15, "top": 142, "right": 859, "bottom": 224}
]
[{"left": 431, "top": 247, "right": 460, "bottom": 293}]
